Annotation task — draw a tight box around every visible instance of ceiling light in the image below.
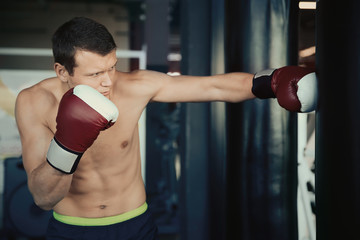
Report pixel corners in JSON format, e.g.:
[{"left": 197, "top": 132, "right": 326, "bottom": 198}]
[{"left": 299, "top": 1, "right": 316, "bottom": 9}]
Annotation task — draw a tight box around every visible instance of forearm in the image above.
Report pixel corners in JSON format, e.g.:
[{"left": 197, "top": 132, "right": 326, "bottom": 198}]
[
  {"left": 146, "top": 70, "right": 256, "bottom": 103},
  {"left": 213, "top": 72, "right": 256, "bottom": 103},
  {"left": 29, "top": 161, "right": 73, "bottom": 210}
]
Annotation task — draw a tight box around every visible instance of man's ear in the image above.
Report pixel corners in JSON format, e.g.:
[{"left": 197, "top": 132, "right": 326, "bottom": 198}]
[{"left": 54, "top": 63, "right": 69, "bottom": 83}]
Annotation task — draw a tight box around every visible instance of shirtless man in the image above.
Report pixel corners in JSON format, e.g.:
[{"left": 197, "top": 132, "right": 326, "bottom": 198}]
[{"left": 15, "top": 17, "right": 317, "bottom": 239}]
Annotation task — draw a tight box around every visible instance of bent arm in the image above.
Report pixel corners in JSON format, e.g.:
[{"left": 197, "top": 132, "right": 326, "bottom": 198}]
[
  {"left": 137, "top": 70, "right": 256, "bottom": 103},
  {"left": 15, "top": 89, "right": 72, "bottom": 210}
]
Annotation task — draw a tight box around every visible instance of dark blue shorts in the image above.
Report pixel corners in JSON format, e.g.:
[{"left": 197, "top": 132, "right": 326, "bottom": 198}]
[{"left": 46, "top": 203, "right": 158, "bottom": 240}]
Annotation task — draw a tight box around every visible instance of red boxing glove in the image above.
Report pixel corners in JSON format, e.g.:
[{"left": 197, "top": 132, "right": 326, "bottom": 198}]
[
  {"left": 47, "top": 85, "right": 119, "bottom": 174},
  {"left": 252, "top": 66, "right": 318, "bottom": 112}
]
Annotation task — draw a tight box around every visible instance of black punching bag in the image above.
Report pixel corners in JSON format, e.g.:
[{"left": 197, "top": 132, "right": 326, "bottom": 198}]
[
  {"left": 225, "top": 0, "right": 298, "bottom": 239},
  {"left": 3, "top": 157, "right": 51, "bottom": 238},
  {"left": 316, "top": 1, "right": 360, "bottom": 239}
]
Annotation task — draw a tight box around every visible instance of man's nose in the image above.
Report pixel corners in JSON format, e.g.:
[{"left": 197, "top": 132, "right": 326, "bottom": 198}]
[{"left": 101, "top": 72, "right": 112, "bottom": 87}]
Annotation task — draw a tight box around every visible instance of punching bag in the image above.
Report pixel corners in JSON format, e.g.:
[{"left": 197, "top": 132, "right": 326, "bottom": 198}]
[
  {"left": 225, "top": 0, "right": 298, "bottom": 239},
  {"left": 3, "top": 157, "right": 51, "bottom": 238},
  {"left": 316, "top": 1, "right": 360, "bottom": 239}
]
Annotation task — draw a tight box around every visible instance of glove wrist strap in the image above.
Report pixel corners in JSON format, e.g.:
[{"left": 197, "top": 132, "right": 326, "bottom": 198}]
[
  {"left": 252, "top": 69, "right": 277, "bottom": 99},
  {"left": 46, "top": 138, "right": 82, "bottom": 174}
]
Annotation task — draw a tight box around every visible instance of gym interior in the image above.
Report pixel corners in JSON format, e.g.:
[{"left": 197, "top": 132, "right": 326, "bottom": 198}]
[{"left": 0, "top": 0, "right": 359, "bottom": 239}]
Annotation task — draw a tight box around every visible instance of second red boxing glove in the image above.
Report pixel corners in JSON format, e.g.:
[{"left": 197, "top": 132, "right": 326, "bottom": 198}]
[{"left": 252, "top": 66, "right": 318, "bottom": 113}]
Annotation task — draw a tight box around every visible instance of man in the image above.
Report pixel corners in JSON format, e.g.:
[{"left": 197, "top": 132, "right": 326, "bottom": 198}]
[{"left": 15, "top": 17, "right": 316, "bottom": 239}]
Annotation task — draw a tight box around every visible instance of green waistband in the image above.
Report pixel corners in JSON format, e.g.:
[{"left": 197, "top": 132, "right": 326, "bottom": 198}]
[{"left": 53, "top": 202, "right": 148, "bottom": 226}]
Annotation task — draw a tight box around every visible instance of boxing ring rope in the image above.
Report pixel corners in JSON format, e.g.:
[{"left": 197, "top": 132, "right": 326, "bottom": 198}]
[{"left": 0, "top": 47, "right": 147, "bottom": 70}]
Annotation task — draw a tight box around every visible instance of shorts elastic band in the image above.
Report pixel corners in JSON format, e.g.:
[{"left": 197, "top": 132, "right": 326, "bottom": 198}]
[{"left": 53, "top": 202, "right": 148, "bottom": 226}]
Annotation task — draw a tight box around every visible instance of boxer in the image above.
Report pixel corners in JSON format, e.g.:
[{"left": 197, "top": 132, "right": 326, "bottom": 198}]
[{"left": 15, "top": 17, "right": 317, "bottom": 239}]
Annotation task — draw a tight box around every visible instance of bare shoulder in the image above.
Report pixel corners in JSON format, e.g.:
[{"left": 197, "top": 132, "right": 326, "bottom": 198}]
[
  {"left": 15, "top": 78, "right": 61, "bottom": 175},
  {"left": 16, "top": 79, "right": 57, "bottom": 110},
  {"left": 122, "top": 69, "right": 169, "bottom": 82},
  {"left": 115, "top": 70, "right": 169, "bottom": 99},
  {"left": 15, "top": 78, "right": 59, "bottom": 128}
]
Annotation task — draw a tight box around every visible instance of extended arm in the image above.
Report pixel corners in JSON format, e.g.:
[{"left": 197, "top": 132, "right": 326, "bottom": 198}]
[
  {"left": 139, "top": 65, "right": 317, "bottom": 112},
  {"left": 136, "top": 70, "right": 255, "bottom": 103}
]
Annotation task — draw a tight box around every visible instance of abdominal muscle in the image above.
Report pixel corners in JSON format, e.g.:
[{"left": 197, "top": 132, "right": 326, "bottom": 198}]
[{"left": 52, "top": 129, "right": 147, "bottom": 218}]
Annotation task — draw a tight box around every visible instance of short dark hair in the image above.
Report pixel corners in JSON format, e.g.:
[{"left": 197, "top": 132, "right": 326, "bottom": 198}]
[{"left": 52, "top": 17, "right": 117, "bottom": 75}]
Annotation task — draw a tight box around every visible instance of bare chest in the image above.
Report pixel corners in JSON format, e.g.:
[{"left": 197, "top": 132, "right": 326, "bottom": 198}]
[{"left": 48, "top": 89, "right": 147, "bottom": 166}]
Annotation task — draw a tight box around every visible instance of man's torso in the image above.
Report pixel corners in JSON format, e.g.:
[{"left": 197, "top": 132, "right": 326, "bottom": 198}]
[{"left": 37, "top": 71, "right": 148, "bottom": 217}]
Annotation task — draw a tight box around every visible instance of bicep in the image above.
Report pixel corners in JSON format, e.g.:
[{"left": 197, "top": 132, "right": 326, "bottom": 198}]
[
  {"left": 151, "top": 72, "right": 255, "bottom": 103},
  {"left": 151, "top": 74, "right": 218, "bottom": 102},
  {"left": 15, "top": 91, "right": 54, "bottom": 177},
  {"left": 133, "top": 70, "right": 255, "bottom": 103}
]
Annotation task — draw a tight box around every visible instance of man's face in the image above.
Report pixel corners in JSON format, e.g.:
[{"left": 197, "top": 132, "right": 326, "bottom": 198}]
[{"left": 67, "top": 49, "right": 117, "bottom": 98}]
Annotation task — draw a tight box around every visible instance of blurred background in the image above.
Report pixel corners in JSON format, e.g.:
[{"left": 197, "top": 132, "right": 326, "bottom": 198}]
[{"left": 0, "top": 0, "right": 320, "bottom": 239}]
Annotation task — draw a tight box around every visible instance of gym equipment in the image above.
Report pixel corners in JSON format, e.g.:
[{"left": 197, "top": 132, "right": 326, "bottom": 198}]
[{"left": 2, "top": 156, "right": 51, "bottom": 238}]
